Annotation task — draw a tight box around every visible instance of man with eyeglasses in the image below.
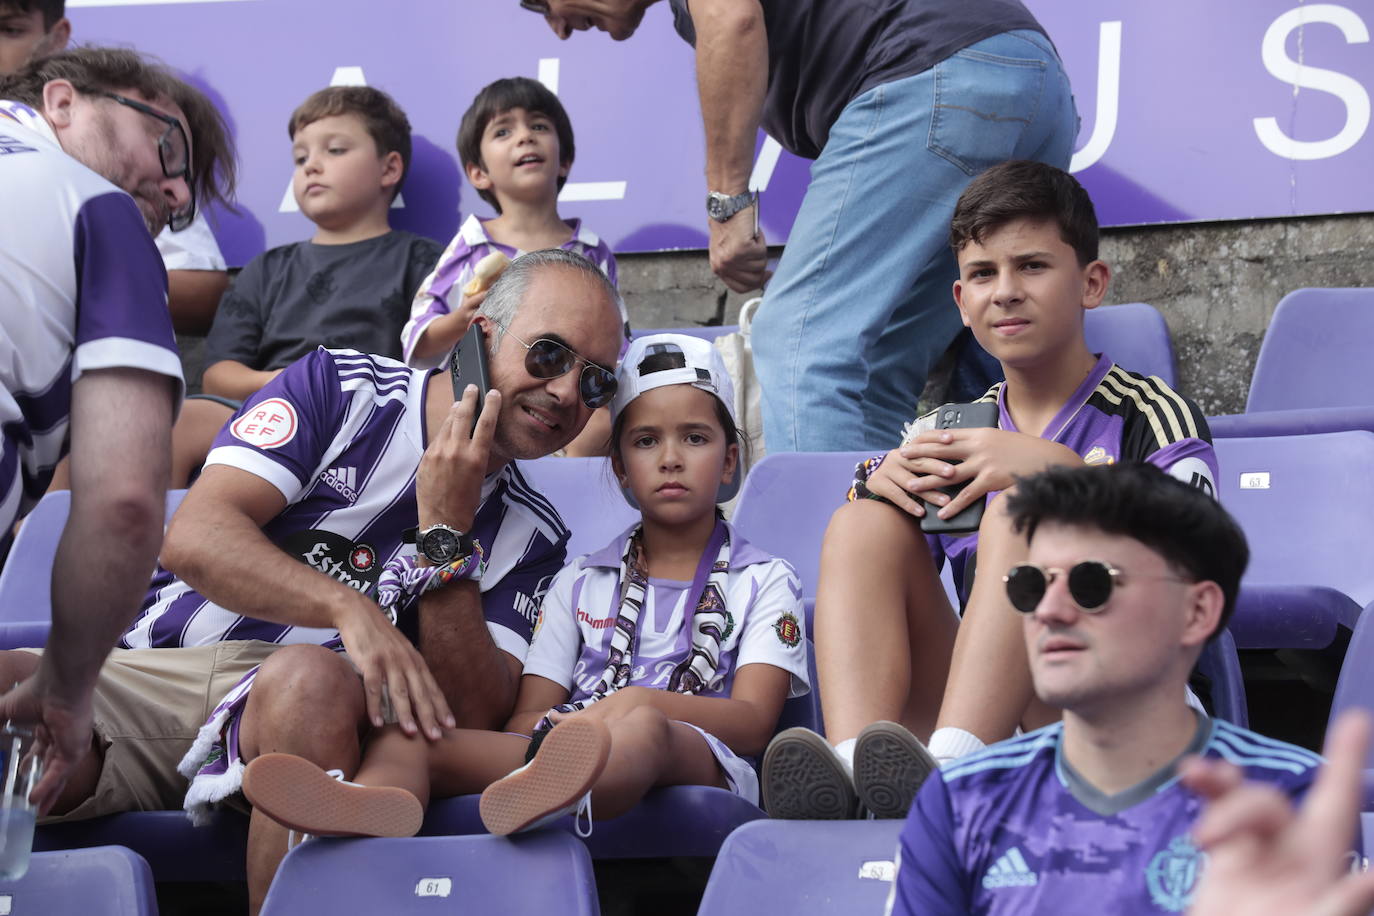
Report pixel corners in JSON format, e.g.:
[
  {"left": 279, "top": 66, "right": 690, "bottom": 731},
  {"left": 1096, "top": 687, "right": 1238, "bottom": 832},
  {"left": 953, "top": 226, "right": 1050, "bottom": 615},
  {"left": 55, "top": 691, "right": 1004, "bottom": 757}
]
[
  {"left": 887, "top": 462, "right": 1326, "bottom": 915},
  {"left": 0, "top": 46, "right": 234, "bottom": 811},
  {"left": 0, "top": 247, "right": 624, "bottom": 913}
]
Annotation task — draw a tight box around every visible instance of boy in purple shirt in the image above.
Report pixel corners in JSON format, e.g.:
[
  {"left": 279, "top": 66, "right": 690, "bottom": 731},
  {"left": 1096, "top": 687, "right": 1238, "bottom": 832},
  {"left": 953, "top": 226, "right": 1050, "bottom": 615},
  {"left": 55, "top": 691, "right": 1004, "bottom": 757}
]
[
  {"left": 762, "top": 161, "right": 1218, "bottom": 821},
  {"left": 402, "top": 77, "right": 622, "bottom": 455},
  {"left": 889, "top": 463, "right": 1321, "bottom": 915}
]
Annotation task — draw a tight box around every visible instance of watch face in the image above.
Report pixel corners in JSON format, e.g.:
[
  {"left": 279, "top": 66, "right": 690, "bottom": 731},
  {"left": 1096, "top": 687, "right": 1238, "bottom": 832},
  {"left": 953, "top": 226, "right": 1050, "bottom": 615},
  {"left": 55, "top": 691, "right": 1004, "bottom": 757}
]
[{"left": 422, "top": 527, "right": 461, "bottom": 563}]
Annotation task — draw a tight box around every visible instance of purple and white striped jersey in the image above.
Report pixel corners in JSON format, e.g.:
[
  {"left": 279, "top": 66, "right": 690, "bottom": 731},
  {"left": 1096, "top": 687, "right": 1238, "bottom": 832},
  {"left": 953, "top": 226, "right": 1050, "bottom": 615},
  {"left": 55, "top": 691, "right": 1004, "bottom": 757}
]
[
  {"left": 0, "top": 101, "right": 184, "bottom": 533},
  {"left": 889, "top": 718, "right": 1323, "bottom": 915},
  {"left": 401, "top": 214, "right": 624, "bottom": 370},
  {"left": 122, "top": 348, "right": 568, "bottom": 657}
]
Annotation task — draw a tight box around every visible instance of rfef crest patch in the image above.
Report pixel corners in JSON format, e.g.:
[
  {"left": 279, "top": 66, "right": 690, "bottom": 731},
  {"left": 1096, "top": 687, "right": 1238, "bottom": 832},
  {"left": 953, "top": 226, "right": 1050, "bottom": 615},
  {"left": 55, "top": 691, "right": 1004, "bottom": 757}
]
[
  {"left": 773, "top": 611, "right": 802, "bottom": 648},
  {"left": 230, "top": 398, "right": 298, "bottom": 449}
]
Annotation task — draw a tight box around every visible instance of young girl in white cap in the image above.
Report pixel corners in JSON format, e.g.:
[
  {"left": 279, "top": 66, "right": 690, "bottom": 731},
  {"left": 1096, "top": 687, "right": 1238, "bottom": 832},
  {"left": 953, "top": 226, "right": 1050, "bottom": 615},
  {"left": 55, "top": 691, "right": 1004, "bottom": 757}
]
[{"left": 240, "top": 332, "right": 809, "bottom": 838}]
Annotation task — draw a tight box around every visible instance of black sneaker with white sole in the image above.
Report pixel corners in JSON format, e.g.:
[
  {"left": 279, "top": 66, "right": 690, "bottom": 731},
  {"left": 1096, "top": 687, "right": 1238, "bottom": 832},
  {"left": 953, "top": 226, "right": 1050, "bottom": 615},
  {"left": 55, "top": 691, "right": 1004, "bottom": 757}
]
[
  {"left": 761, "top": 727, "right": 860, "bottom": 819},
  {"left": 853, "top": 720, "right": 937, "bottom": 819}
]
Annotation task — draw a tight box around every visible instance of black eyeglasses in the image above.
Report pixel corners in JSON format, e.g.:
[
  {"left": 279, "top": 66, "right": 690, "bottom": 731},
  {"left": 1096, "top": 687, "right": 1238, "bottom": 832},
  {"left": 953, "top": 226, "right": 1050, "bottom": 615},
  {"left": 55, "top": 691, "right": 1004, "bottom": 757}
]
[
  {"left": 520, "top": 0, "right": 551, "bottom": 13},
  {"left": 1003, "top": 560, "right": 1189, "bottom": 614},
  {"left": 497, "top": 324, "right": 617, "bottom": 409},
  {"left": 100, "top": 92, "right": 195, "bottom": 231}
]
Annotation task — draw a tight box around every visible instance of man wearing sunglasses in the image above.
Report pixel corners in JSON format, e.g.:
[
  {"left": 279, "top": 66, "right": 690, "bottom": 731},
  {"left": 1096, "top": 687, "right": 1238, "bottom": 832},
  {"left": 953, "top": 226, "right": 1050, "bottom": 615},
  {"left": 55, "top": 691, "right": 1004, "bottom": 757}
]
[
  {"left": 888, "top": 463, "right": 1325, "bottom": 915},
  {"left": 0, "top": 46, "right": 234, "bottom": 811},
  {"left": 0, "top": 248, "right": 624, "bottom": 912}
]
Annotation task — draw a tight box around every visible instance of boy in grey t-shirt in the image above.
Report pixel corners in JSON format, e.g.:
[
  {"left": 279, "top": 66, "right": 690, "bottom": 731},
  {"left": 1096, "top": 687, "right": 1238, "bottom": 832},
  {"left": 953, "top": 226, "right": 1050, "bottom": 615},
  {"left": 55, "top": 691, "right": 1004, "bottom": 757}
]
[{"left": 201, "top": 86, "right": 441, "bottom": 401}]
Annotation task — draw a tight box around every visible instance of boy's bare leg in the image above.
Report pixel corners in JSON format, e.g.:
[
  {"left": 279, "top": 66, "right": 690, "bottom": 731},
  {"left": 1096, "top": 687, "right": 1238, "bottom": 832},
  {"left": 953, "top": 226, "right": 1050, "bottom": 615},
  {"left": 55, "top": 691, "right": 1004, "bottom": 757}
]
[
  {"left": 395, "top": 727, "right": 532, "bottom": 800},
  {"left": 237, "top": 646, "right": 367, "bottom": 916},
  {"left": 589, "top": 706, "right": 725, "bottom": 820},
  {"left": 814, "top": 500, "right": 957, "bottom": 744},
  {"left": 932, "top": 488, "right": 1051, "bottom": 748},
  {"left": 170, "top": 399, "right": 234, "bottom": 489}
]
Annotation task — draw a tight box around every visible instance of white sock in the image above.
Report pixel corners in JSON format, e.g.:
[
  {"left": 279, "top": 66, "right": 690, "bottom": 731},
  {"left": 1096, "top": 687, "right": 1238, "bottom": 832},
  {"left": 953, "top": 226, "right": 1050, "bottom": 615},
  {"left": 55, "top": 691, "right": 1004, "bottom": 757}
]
[
  {"left": 832, "top": 738, "right": 857, "bottom": 776},
  {"left": 928, "top": 727, "right": 985, "bottom": 764}
]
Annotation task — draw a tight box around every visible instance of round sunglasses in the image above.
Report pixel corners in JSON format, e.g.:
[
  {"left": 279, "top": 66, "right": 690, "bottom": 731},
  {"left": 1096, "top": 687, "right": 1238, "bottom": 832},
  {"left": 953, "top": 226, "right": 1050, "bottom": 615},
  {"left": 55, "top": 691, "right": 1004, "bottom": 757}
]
[
  {"left": 1003, "top": 560, "right": 1189, "bottom": 614},
  {"left": 498, "top": 325, "right": 618, "bottom": 409}
]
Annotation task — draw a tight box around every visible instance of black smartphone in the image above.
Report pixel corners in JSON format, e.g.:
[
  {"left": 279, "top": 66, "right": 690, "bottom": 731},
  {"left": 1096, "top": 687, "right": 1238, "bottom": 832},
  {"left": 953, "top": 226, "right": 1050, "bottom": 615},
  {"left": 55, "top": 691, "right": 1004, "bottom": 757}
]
[
  {"left": 449, "top": 323, "right": 492, "bottom": 432},
  {"left": 920, "top": 401, "right": 1000, "bottom": 536}
]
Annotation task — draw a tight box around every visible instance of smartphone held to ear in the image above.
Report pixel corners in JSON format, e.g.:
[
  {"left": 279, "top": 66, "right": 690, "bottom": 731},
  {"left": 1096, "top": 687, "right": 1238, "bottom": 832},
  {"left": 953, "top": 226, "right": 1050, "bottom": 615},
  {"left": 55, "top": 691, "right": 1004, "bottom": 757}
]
[
  {"left": 919, "top": 401, "right": 999, "bottom": 535},
  {"left": 450, "top": 323, "right": 493, "bottom": 431}
]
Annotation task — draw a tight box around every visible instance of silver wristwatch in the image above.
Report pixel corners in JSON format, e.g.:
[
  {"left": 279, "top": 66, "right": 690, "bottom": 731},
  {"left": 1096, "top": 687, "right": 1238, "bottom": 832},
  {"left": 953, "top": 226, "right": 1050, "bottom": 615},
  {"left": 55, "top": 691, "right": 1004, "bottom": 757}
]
[{"left": 706, "top": 189, "right": 758, "bottom": 223}]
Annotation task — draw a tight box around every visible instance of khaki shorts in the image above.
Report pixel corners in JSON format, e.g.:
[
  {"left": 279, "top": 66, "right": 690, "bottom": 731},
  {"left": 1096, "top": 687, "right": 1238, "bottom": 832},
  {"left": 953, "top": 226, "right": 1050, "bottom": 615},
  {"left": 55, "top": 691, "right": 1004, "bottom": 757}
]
[{"left": 24, "top": 640, "right": 284, "bottom": 822}]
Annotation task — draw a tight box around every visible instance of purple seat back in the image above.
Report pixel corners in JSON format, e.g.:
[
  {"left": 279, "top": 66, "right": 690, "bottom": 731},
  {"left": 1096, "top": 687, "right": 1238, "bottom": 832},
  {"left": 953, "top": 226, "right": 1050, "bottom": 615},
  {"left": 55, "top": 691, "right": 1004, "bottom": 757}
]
[
  {"left": 1083, "top": 302, "right": 1176, "bottom": 386},
  {"left": 261, "top": 833, "right": 598, "bottom": 915},
  {"left": 1247, "top": 288, "right": 1374, "bottom": 413},
  {"left": 698, "top": 819, "right": 905, "bottom": 915},
  {"left": 1217, "top": 434, "right": 1374, "bottom": 606},
  {"left": 35, "top": 809, "right": 249, "bottom": 882},
  {"left": 0, "top": 490, "right": 187, "bottom": 628},
  {"left": 1198, "top": 629, "right": 1248, "bottom": 727},
  {"left": 1216, "top": 433, "right": 1374, "bottom": 648},
  {"left": 515, "top": 458, "right": 637, "bottom": 560},
  {"left": 731, "top": 452, "right": 872, "bottom": 599},
  {"left": 1331, "top": 610, "right": 1374, "bottom": 771},
  {"left": 0, "top": 846, "right": 156, "bottom": 915}
]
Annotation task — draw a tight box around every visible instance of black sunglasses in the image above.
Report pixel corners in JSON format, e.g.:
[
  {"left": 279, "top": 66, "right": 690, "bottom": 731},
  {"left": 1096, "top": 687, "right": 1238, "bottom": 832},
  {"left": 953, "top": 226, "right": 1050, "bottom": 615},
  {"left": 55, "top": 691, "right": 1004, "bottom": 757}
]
[
  {"left": 520, "top": 0, "right": 551, "bottom": 13},
  {"left": 99, "top": 92, "right": 196, "bottom": 231},
  {"left": 498, "top": 325, "right": 617, "bottom": 409},
  {"left": 1003, "top": 561, "right": 1189, "bottom": 614}
]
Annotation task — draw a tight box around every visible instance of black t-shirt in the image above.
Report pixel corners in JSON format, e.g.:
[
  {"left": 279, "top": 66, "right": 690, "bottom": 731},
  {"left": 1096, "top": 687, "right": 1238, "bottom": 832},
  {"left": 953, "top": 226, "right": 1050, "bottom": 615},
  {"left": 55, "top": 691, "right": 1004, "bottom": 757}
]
[
  {"left": 206, "top": 230, "right": 442, "bottom": 369},
  {"left": 669, "top": 0, "right": 1046, "bottom": 160}
]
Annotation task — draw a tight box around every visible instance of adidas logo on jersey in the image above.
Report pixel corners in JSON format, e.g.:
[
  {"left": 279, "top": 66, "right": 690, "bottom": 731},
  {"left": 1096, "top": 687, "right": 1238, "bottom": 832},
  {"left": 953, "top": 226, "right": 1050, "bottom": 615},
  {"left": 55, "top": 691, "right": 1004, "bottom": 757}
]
[
  {"left": 982, "top": 847, "right": 1039, "bottom": 889},
  {"left": 322, "top": 466, "right": 359, "bottom": 503}
]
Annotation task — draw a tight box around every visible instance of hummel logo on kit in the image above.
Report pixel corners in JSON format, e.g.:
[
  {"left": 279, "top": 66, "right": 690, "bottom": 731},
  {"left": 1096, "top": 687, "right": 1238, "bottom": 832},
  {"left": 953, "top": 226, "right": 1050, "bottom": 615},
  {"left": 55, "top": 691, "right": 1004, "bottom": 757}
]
[
  {"left": 322, "top": 466, "right": 359, "bottom": 503},
  {"left": 982, "top": 847, "right": 1039, "bottom": 889}
]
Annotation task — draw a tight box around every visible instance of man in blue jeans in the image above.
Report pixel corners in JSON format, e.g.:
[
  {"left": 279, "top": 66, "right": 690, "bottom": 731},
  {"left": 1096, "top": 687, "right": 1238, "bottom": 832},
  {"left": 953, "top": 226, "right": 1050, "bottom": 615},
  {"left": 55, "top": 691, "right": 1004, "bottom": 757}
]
[{"left": 526, "top": 0, "right": 1078, "bottom": 451}]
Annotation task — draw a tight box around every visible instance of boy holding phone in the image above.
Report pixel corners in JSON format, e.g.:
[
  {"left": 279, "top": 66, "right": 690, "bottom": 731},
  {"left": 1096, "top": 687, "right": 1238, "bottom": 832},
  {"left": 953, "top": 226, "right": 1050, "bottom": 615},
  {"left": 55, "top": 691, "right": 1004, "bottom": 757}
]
[{"left": 762, "top": 160, "right": 1218, "bottom": 820}]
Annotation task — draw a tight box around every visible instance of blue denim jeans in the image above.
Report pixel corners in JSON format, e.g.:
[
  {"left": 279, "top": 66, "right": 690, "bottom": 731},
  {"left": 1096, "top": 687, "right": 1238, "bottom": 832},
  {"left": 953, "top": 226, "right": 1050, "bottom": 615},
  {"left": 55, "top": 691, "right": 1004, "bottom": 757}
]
[{"left": 752, "top": 30, "right": 1078, "bottom": 451}]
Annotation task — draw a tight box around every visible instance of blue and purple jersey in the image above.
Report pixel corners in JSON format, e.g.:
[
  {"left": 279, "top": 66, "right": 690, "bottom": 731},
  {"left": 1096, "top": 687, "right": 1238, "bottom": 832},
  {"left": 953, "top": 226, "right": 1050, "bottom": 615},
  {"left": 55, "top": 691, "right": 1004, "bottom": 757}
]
[
  {"left": 0, "top": 101, "right": 184, "bottom": 532},
  {"left": 123, "top": 348, "right": 566, "bottom": 659},
  {"left": 401, "top": 214, "right": 623, "bottom": 370},
  {"left": 889, "top": 718, "right": 1322, "bottom": 915}
]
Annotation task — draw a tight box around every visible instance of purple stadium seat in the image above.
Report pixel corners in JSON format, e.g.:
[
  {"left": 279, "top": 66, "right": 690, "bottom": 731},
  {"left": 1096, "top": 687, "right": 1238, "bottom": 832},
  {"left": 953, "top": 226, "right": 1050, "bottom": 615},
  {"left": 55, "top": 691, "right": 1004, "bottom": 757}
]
[
  {"left": 1210, "top": 288, "right": 1374, "bottom": 438},
  {"left": 1198, "top": 629, "right": 1248, "bottom": 727},
  {"left": 731, "top": 451, "right": 871, "bottom": 600},
  {"left": 0, "top": 845, "right": 157, "bottom": 915},
  {"left": 1084, "top": 301, "right": 1176, "bottom": 386},
  {"left": 1215, "top": 433, "right": 1374, "bottom": 650},
  {"left": 698, "top": 819, "right": 905, "bottom": 915},
  {"left": 516, "top": 457, "right": 637, "bottom": 560},
  {"left": 0, "top": 490, "right": 187, "bottom": 642},
  {"left": 260, "top": 832, "right": 598, "bottom": 915},
  {"left": 35, "top": 809, "right": 248, "bottom": 882},
  {"left": 1329, "top": 609, "right": 1374, "bottom": 773}
]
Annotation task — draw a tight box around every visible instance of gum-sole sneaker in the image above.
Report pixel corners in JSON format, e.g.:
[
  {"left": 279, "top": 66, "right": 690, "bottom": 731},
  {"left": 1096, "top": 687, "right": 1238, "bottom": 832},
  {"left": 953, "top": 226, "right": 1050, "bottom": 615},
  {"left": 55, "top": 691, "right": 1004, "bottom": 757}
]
[
  {"left": 480, "top": 717, "right": 612, "bottom": 836},
  {"left": 242, "top": 753, "right": 423, "bottom": 837},
  {"left": 761, "top": 727, "right": 858, "bottom": 819},
  {"left": 853, "top": 720, "right": 936, "bottom": 819}
]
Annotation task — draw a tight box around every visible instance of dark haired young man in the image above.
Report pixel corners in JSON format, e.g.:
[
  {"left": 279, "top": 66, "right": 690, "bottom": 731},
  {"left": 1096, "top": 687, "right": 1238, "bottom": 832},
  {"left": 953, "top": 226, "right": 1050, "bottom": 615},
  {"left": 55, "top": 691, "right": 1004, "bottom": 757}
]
[
  {"left": 888, "top": 463, "right": 1321, "bottom": 915},
  {"left": 762, "top": 160, "right": 1219, "bottom": 821},
  {"left": 0, "top": 44, "right": 235, "bottom": 809}
]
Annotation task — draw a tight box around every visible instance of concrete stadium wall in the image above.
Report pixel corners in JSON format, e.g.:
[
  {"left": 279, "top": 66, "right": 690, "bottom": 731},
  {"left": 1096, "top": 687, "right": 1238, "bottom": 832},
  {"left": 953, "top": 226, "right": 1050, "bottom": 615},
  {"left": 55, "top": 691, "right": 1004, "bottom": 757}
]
[{"left": 615, "top": 212, "right": 1374, "bottom": 417}]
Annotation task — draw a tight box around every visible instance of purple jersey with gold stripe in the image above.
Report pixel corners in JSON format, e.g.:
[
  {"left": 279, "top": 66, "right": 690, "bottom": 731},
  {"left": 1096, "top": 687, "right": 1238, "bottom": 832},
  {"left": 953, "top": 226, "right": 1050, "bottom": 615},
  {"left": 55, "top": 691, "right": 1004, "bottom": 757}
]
[
  {"left": 889, "top": 718, "right": 1321, "bottom": 915},
  {"left": 122, "top": 348, "right": 566, "bottom": 658}
]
